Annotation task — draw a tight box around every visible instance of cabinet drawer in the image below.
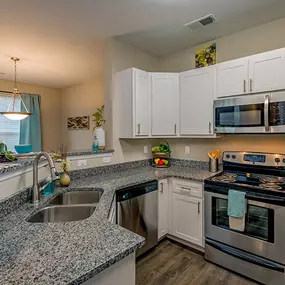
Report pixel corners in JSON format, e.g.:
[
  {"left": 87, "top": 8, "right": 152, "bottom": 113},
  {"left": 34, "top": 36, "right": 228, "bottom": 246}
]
[{"left": 172, "top": 179, "right": 203, "bottom": 198}]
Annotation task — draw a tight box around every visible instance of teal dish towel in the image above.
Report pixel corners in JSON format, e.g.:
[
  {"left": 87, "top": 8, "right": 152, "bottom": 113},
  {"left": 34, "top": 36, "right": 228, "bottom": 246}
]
[{"left": 227, "top": 190, "right": 247, "bottom": 218}]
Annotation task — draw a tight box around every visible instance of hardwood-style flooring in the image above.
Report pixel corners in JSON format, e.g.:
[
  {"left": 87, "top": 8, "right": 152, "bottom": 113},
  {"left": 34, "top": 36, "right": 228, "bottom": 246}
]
[{"left": 136, "top": 239, "right": 258, "bottom": 285}]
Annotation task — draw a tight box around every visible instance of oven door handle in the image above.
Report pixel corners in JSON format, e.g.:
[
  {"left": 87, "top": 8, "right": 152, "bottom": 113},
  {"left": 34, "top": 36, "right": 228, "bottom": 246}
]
[
  {"left": 206, "top": 239, "right": 285, "bottom": 273},
  {"left": 245, "top": 194, "right": 285, "bottom": 204}
]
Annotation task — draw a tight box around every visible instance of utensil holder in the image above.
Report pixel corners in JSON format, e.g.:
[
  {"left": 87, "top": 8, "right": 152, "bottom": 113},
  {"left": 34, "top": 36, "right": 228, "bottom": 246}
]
[{"left": 209, "top": 158, "right": 219, "bottom": 173}]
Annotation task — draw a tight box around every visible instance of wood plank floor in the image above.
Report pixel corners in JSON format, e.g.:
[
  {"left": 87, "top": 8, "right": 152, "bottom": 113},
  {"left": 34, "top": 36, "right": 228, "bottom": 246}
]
[{"left": 136, "top": 239, "right": 258, "bottom": 285}]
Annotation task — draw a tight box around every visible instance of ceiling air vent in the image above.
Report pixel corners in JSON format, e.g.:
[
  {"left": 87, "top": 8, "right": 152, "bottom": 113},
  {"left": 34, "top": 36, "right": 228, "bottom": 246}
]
[{"left": 184, "top": 14, "right": 218, "bottom": 32}]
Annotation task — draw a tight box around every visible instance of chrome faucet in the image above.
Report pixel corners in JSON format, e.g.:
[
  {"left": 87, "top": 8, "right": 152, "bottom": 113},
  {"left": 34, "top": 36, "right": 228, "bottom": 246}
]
[{"left": 32, "top": 152, "right": 59, "bottom": 204}]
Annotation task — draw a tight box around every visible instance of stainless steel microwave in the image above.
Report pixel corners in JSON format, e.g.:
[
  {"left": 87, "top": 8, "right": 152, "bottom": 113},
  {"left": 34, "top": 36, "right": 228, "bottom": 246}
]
[{"left": 214, "top": 92, "right": 285, "bottom": 134}]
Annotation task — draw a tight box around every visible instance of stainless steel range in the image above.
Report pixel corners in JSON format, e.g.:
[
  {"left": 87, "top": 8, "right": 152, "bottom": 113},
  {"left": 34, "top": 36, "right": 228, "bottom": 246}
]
[{"left": 204, "top": 151, "right": 285, "bottom": 285}]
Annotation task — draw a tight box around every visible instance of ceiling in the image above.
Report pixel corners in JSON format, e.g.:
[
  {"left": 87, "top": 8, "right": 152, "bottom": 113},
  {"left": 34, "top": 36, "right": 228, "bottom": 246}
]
[
  {"left": 117, "top": 1, "right": 285, "bottom": 56},
  {"left": 0, "top": 0, "right": 285, "bottom": 88}
]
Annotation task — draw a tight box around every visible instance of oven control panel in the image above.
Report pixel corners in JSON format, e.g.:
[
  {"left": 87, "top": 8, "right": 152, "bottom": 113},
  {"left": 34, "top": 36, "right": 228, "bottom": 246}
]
[{"left": 223, "top": 151, "right": 285, "bottom": 167}]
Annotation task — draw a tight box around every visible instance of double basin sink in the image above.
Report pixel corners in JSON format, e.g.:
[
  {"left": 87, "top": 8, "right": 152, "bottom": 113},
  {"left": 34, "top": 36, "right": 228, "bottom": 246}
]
[{"left": 27, "top": 191, "right": 102, "bottom": 223}]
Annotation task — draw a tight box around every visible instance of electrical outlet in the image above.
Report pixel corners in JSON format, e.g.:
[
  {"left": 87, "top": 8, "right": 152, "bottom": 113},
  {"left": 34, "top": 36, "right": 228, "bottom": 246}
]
[
  {"left": 103, "top": 157, "right": 111, "bottom": 164},
  {"left": 144, "top": 145, "right": 148, "bottom": 154},
  {"left": 77, "top": 160, "right": 87, "bottom": 167},
  {"left": 185, "top": 146, "right": 190, "bottom": 154}
]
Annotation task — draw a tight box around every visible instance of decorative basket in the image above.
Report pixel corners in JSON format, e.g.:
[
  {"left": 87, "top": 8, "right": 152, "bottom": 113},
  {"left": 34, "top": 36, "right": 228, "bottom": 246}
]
[{"left": 152, "top": 152, "right": 170, "bottom": 168}]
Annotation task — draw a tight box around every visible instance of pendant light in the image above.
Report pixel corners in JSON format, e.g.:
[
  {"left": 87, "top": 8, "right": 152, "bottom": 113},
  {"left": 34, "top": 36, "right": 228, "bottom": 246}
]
[{"left": 0, "top": 57, "right": 32, "bottom": 120}]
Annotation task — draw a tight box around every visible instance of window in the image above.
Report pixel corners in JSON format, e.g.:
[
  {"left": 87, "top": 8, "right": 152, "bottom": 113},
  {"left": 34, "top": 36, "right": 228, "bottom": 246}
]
[{"left": 0, "top": 94, "right": 20, "bottom": 151}]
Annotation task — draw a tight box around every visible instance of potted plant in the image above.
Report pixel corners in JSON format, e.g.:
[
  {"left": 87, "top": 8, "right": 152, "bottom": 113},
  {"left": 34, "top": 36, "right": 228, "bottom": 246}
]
[
  {"left": 92, "top": 105, "right": 106, "bottom": 150},
  {"left": 51, "top": 146, "right": 71, "bottom": 187}
]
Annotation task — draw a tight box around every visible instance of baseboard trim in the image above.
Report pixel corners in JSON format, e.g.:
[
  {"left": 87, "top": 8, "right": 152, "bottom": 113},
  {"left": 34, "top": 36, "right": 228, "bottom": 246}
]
[{"left": 165, "top": 234, "right": 205, "bottom": 254}]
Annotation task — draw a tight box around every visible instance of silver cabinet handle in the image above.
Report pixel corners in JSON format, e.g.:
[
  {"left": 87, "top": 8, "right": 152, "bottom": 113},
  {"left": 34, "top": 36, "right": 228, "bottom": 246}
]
[
  {"left": 160, "top": 182, "right": 164, "bottom": 193},
  {"left": 264, "top": 95, "right": 270, "bottom": 132},
  {"left": 137, "top": 123, "right": 141, "bottom": 134},
  {"left": 250, "top": 79, "right": 253, "bottom": 92},
  {"left": 180, "top": 186, "right": 191, "bottom": 190},
  {"left": 198, "top": 202, "right": 201, "bottom": 214},
  {"left": 243, "top": 80, "right": 246, "bottom": 93},
  {"left": 174, "top": 124, "right": 177, "bottom": 135},
  {"left": 209, "top": 122, "right": 212, "bottom": 134}
]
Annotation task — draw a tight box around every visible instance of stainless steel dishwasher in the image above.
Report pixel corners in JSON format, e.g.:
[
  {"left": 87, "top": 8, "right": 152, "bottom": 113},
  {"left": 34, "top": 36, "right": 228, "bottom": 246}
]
[{"left": 116, "top": 180, "right": 158, "bottom": 257}]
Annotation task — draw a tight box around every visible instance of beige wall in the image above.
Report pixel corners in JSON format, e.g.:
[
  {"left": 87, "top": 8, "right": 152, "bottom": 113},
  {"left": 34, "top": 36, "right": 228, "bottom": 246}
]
[
  {"left": 61, "top": 76, "right": 104, "bottom": 151},
  {"left": 3, "top": 17, "right": 285, "bottom": 161},
  {"left": 167, "top": 135, "right": 285, "bottom": 162},
  {"left": 105, "top": 38, "right": 160, "bottom": 163},
  {"left": 154, "top": 17, "right": 285, "bottom": 161},
  {"left": 109, "top": 17, "right": 285, "bottom": 163},
  {"left": 159, "top": 17, "right": 285, "bottom": 72},
  {"left": 0, "top": 79, "right": 62, "bottom": 151}
]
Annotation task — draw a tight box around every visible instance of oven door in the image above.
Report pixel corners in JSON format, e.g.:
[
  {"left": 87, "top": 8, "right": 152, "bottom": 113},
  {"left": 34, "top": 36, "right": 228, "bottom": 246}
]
[
  {"left": 205, "top": 190, "right": 285, "bottom": 265},
  {"left": 214, "top": 93, "right": 269, "bottom": 133},
  {"left": 270, "top": 91, "right": 285, "bottom": 133}
]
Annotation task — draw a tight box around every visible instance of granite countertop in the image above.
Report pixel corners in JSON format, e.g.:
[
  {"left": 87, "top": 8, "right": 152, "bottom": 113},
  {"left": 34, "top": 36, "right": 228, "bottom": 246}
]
[
  {"left": 0, "top": 149, "right": 114, "bottom": 175},
  {"left": 0, "top": 165, "right": 215, "bottom": 285}
]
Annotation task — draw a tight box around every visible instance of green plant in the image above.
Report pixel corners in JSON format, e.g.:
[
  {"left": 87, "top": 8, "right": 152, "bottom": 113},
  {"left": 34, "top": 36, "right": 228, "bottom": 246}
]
[
  {"left": 92, "top": 105, "right": 106, "bottom": 130},
  {"left": 152, "top": 141, "right": 171, "bottom": 154},
  {"left": 51, "top": 145, "right": 71, "bottom": 173},
  {"left": 0, "top": 150, "right": 16, "bottom": 162}
]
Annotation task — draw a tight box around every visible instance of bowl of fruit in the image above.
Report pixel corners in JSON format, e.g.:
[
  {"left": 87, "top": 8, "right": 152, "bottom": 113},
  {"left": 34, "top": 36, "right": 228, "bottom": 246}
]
[
  {"left": 153, "top": 157, "right": 169, "bottom": 167},
  {"left": 152, "top": 141, "right": 171, "bottom": 168}
]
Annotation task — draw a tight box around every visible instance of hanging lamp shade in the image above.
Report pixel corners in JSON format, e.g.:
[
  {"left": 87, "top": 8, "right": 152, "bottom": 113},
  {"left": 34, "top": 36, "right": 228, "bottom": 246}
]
[{"left": 0, "top": 57, "right": 32, "bottom": 120}]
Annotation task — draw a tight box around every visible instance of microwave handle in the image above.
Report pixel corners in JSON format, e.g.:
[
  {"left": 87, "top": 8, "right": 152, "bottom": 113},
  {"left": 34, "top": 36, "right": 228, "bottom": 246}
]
[{"left": 264, "top": 95, "right": 270, "bottom": 132}]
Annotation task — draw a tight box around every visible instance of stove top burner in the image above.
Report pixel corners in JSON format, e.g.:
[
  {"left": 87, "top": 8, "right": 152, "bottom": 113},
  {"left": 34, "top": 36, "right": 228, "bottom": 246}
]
[
  {"left": 259, "top": 183, "right": 283, "bottom": 190},
  {"left": 210, "top": 171, "right": 285, "bottom": 192},
  {"left": 212, "top": 173, "right": 237, "bottom": 183},
  {"left": 261, "top": 177, "right": 285, "bottom": 184}
]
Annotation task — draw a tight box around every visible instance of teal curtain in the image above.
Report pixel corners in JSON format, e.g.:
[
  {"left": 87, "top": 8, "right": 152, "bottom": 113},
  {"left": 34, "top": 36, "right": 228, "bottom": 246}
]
[{"left": 20, "top": 94, "right": 42, "bottom": 152}]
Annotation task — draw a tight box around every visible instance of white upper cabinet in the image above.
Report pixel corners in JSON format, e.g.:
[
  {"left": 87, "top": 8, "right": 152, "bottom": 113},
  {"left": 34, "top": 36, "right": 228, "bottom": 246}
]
[
  {"left": 216, "top": 57, "right": 249, "bottom": 98},
  {"left": 249, "top": 48, "right": 285, "bottom": 94},
  {"left": 216, "top": 48, "right": 285, "bottom": 98},
  {"left": 151, "top": 73, "right": 179, "bottom": 136},
  {"left": 180, "top": 66, "right": 215, "bottom": 135},
  {"left": 115, "top": 68, "right": 150, "bottom": 138},
  {"left": 133, "top": 69, "right": 150, "bottom": 136}
]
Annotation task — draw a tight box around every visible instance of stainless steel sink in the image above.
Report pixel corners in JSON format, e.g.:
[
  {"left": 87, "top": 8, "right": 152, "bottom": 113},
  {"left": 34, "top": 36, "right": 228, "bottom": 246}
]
[
  {"left": 27, "top": 205, "right": 96, "bottom": 223},
  {"left": 48, "top": 191, "right": 102, "bottom": 206}
]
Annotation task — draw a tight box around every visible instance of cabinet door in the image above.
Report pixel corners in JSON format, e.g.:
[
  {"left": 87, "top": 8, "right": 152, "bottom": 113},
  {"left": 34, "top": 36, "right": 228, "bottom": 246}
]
[
  {"left": 216, "top": 58, "right": 249, "bottom": 98},
  {"left": 151, "top": 73, "right": 179, "bottom": 136},
  {"left": 171, "top": 193, "right": 203, "bottom": 246},
  {"left": 180, "top": 67, "right": 215, "bottom": 135},
  {"left": 249, "top": 48, "right": 285, "bottom": 94},
  {"left": 134, "top": 69, "right": 150, "bottom": 136},
  {"left": 158, "top": 180, "right": 169, "bottom": 239}
]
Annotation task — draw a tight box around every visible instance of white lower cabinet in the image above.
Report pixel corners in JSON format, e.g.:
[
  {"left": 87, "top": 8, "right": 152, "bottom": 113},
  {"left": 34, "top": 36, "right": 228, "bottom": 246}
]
[
  {"left": 171, "top": 193, "right": 203, "bottom": 246},
  {"left": 158, "top": 179, "right": 204, "bottom": 248},
  {"left": 158, "top": 179, "right": 169, "bottom": 239}
]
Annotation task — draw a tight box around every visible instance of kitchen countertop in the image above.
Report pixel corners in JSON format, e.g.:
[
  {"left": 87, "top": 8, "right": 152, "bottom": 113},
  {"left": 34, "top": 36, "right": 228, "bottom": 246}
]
[
  {"left": 0, "top": 165, "right": 216, "bottom": 285},
  {"left": 0, "top": 149, "right": 114, "bottom": 175}
]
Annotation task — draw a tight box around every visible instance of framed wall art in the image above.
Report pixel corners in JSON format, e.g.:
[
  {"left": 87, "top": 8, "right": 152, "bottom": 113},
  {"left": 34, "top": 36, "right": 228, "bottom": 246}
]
[
  {"left": 195, "top": 43, "right": 216, "bottom": 68},
  {"left": 67, "top": 116, "right": 89, "bottom": 130}
]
